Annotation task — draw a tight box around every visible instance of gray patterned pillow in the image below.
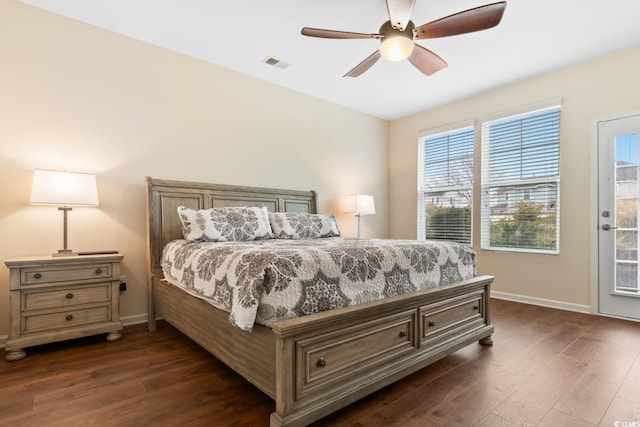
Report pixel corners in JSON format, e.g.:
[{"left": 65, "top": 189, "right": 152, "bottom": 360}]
[
  {"left": 178, "top": 205, "right": 274, "bottom": 242},
  {"left": 269, "top": 212, "right": 340, "bottom": 239}
]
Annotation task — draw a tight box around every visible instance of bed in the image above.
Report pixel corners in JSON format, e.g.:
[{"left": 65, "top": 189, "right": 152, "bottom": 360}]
[{"left": 145, "top": 177, "right": 494, "bottom": 427}]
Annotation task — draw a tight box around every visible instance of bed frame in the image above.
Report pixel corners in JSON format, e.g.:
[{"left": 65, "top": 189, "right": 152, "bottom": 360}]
[{"left": 145, "top": 177, "right": 494, "bottom": 427}]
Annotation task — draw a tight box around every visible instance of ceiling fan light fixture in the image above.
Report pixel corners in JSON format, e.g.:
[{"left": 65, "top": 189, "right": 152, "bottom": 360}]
[
  {"left": 379, "top": 35, "right": 414, "bottom": 61},
  {"left": 378, "top": 20, "right": 415, "bottom": 62}
]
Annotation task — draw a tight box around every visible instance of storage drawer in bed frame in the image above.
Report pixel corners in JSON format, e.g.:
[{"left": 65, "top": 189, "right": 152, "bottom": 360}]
[
  {"left": 420, "top": 289, "right": 486, "bottom": 348},
  {"left": 295, "top": 309, "right": 417, "bottom": 400}
]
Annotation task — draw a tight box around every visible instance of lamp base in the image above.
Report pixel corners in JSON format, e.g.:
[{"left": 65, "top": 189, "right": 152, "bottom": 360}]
[
  {"left": 55, "top": 207, "right": 77, "bottom": 257},
  {"left": 53, "top": 249, "right": 76, "bottom": 257}
]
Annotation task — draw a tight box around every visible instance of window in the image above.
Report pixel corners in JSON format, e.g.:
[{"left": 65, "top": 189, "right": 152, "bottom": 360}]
[
  {"left": 480, "top": 102, "right": 561, "bottom": 253},
  {"left": 418, "top": 124, "right": 474, "bottom": 244}
]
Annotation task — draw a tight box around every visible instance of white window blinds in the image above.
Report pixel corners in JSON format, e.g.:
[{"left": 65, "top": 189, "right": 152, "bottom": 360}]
[
  {"left": 418, "top": 125, "right": 474, "bottom": 244},
  {"left": 480, "top": 103, "right": 561, "bottom": 253}
]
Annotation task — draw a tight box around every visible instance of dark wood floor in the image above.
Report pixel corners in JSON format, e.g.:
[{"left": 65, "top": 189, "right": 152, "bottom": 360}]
[{"left": 2, "top": 299, "right": 640, "bottom": 426}]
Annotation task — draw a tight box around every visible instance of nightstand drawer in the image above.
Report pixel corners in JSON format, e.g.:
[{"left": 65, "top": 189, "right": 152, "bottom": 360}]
[
  {"left": 21, "top": 264, "right": 112, "bottom": 285},
  {"left": 22, "top": 305, "right": 111, "bottom": 334},
  {"left": 22, "top": 284, "right": 111, "bottom": 311}
]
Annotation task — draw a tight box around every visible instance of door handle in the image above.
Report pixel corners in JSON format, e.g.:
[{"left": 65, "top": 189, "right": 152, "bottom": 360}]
[{"left": 602, "top": 224, "right": 618, "bottom": 231}]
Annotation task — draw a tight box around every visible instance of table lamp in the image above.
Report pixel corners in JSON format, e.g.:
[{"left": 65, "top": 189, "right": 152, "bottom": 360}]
[
  {"left": 30, "top": 169, "right": 99, "bottom": 256},
  {"left": 345, "top": 194, "right": 375, "bottom": 238}
]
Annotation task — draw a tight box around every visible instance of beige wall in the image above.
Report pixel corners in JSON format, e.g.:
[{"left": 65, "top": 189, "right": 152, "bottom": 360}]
[
  {"left": 390, "top": 46, "right": 640, "bottom": 308},
  {"left": 0, "top": 1, "right": 389, "bottom": 337}
]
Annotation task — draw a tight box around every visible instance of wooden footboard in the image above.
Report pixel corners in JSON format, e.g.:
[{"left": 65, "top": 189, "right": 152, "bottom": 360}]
[{"left": 269, "top": 275, "right": 493, "bottom": 427}]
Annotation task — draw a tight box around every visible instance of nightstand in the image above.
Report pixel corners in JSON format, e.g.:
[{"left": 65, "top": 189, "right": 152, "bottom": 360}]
[{"left": 4, "top": 253, "right": 124, "bottom": 361}]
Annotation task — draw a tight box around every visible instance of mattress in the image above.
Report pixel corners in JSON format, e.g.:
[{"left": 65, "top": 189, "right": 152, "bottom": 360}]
[{"left": 161, "top": 237, "right": 476, "bottom": 331}]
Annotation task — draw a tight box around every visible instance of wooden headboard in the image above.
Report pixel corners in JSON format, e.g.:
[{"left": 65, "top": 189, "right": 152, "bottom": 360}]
[{"left": 145, "top": 177, "right": 318, "bottom": 279}]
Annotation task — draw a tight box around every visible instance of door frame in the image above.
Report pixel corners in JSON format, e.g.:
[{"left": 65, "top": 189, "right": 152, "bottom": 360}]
[{"left": 590, "top": 109, "right": 640, "bottom": 319}]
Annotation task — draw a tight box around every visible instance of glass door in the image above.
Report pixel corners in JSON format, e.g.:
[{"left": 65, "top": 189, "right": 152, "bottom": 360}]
[{"left": 598, "top": 113, "right": 640, "bottom": 320}]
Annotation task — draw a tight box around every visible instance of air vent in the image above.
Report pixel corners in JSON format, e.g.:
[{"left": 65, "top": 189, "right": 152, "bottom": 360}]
[{"left": 262, "top": 56, "right": 290, "bottom": 70}]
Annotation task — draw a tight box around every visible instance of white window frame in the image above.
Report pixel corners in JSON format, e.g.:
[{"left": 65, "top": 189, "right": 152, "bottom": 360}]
[
  {"left": 479, "top": 99, "right": 562, "bottom": 254},
  {"left": 417, "top": 120, "right": 475, "bottom": 245}
]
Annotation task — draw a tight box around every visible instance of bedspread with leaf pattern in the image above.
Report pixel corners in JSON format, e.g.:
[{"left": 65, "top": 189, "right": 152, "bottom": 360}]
[{"left": 161, "top": 238, "right": 476, "bottom": 331}]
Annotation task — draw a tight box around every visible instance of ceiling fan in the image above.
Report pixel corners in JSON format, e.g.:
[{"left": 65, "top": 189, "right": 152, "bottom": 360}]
[{"left": 301, "top": 0, "right": 506, "bottom": 77}]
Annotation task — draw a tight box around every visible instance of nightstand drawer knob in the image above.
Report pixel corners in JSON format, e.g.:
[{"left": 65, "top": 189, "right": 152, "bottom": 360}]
[
  {"left": 65, "top": 315, "right": 73, "bottom": 321},
  {"left": 33, "top": 273, "right": 42, "bottom": 279},
  {"left": 66, "top": 293, "right": 74, "bottom": 299},
  {"left": 95, "top": 268, "right": 103, "bottom": 274},
  {"left": 317, "top": 357, "right": 327, "bottom": 368},
  {"left": 428, "top": 320, "right": 436, "bottom": 327}
]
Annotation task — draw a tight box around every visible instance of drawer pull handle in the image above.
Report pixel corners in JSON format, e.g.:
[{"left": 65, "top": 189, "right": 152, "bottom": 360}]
[
  {"left": 33, "top": 273, "right": 42, "bottom": 279},
  {"left": 65, "top": 315, "right": 74, "bottom": 321},
  {"left": 428, "top": 320, "right": 436, "bottom": 327},
  {"left": 473, "top": 305, "right": 479, "bottom": 311},
  {"left": 317, "top": 357, "right": 326, "bottom": 368},
  {"left": 66, "top": 293, "right": 74, "bottom": 299},
  {"left": 95, "top": 268, "right": 103, "bottom": 274},
  {"left": 399, "top": 329, "right": 407, "bottom": 337}
]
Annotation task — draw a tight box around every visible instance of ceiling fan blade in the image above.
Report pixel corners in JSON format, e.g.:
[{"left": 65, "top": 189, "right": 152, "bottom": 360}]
[
  {"left": 301, "top": 27, "right": 382, "bottom": 40},
  {"left": 414, "top": 1, "right": 506, "bottom": 39},
  {"left": 386, "top": 0, "right": 416, "bottom": 31},
  {"left": 344, "top": 50, "right": 382, "bottom": 77},
  {"left": 408, "top": 45, "right": 448, "bottom": 76}
]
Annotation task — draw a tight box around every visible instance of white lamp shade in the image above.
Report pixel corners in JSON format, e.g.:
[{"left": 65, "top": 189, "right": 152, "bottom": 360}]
[
  {"left": 345, "top": 194, "right": 376, "bottom": 215},
  {"left": 30, "top": 169, "right": 99, "bottom": 206}
]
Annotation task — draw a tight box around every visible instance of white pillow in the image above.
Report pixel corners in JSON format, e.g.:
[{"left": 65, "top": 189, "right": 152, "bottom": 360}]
[
  {"left": 178, "top": 205, "right": 274, "bottom": 242},
  {"left": 269, "top": 212, "right": 340, "bottom": 239}
]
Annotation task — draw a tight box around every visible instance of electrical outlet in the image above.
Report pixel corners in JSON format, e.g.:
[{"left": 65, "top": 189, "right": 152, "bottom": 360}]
[{"left": 119, "top": 275, "right": 127, "bottom": 292}]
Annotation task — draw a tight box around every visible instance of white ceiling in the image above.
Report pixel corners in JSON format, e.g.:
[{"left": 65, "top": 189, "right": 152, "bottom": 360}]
[{"left": 19, "top": 0, "right": 640, "bottom": 121}]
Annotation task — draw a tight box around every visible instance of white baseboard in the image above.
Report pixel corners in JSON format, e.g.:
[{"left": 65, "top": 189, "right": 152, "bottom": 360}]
[
  {"left": 121, "top": 313, "right": 149, "bottom": 327},
  {"left": 492, "top": 291, "right": 592, "bottom": 314}
]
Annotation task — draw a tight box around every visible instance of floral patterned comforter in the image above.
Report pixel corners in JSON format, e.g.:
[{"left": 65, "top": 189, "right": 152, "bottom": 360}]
[{"left": 161, "top": 238, "right": 476, "bottom": 331}]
